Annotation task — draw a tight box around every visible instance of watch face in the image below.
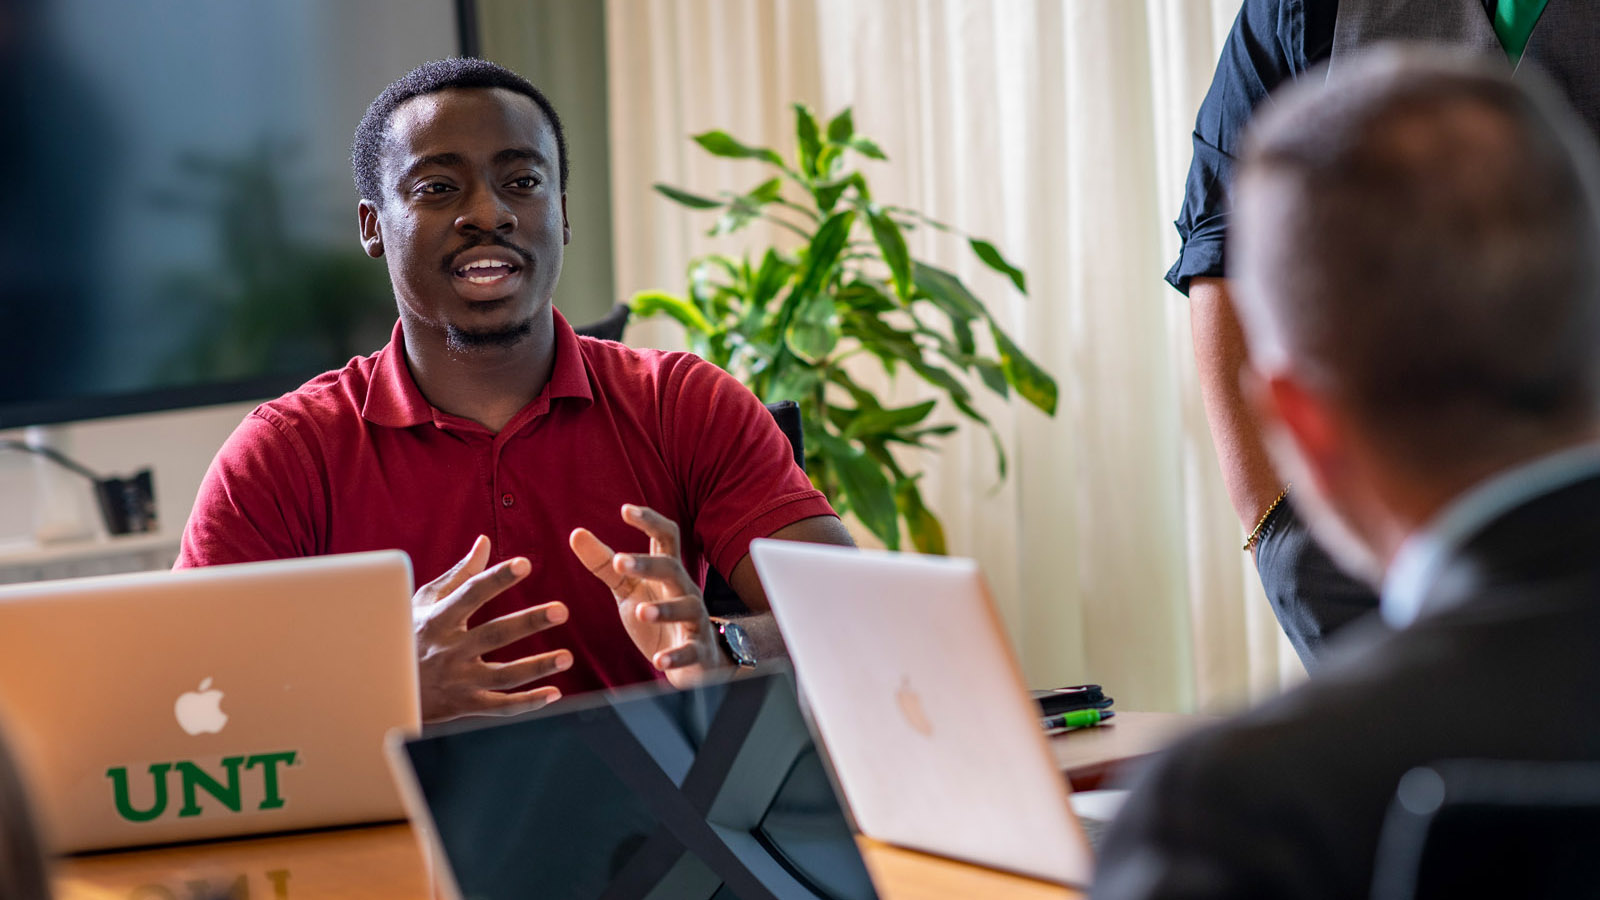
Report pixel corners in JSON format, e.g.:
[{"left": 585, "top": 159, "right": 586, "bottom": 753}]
[{"left": 721, "top": 620, "right": 757, "bottom": 667}]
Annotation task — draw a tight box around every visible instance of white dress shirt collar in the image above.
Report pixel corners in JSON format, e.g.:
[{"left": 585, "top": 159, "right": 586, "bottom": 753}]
[{"left": 1381, "top": 442, "right": 1600, "bottom": 629}]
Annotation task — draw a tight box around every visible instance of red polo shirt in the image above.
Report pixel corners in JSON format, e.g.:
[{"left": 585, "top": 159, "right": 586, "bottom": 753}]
[{"left": 177, "top": 310, "right": 834, "bottom": 696}]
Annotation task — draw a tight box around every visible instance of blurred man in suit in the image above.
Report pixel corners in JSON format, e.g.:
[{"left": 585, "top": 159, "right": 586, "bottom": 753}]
[
  {"left": 1172, "top": 0, "right": 1600, "bottom": 665},
  {"left": 1095, "top": 50, "right": 1600, "bottom": 899}
]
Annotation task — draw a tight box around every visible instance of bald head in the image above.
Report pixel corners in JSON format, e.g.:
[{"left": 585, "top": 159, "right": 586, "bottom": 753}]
[{"left": 1233, "top": 50, "right": 1600, "bottom": 473}]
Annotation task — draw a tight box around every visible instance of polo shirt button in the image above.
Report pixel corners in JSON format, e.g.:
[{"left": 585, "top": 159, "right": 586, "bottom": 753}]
[{"left": 501, "top": 493, "right": 515, "bottom": 508}]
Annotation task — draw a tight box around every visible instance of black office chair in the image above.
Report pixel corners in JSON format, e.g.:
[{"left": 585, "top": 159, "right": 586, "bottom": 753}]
[
  {"left": 1370, "top": 759, "right": 1600, "bottom": 900},
  {"left": 573, "top": 303, "right": 631, "bottom": 342},
  {"left": 702, "top": 400, "right": 806, "bottom": 617}
]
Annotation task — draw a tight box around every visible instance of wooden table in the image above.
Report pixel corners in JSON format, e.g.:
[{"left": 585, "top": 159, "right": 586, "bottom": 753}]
[
  {"left": 1051, "top": 711, "right": 1200, "bottom": 791},
  {"left": 55, "top": 712, "right": 1201, "bottom": 900}
]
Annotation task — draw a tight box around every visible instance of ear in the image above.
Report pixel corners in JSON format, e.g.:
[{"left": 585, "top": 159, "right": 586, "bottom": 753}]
[
  {"left": 358, "top": 200, "right": 384, "bottom": 258},
  {"left": 1256, "top": 371, "right": 1345, "bottom": 501},
  {"left": 561, "top": 193, "right": 571, "bottom": 246}
]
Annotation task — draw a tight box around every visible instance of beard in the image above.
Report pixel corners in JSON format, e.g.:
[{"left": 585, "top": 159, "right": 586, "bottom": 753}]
[
  {"left": 445, "top": 316, "right": 535, "bottom": 353},
  {"left": 1262, "top": 427, "right": 1386, "bottom": 589}
]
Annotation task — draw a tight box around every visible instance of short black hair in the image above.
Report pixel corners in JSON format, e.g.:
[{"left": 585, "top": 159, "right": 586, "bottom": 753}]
[{"left": 352, "top": 57, "right": 568, "bottom": 205}]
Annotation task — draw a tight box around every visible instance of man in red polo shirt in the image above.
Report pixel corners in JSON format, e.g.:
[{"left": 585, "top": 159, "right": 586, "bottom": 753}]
[{"left": 177, "top": 58, "right": 852, "bottom": 723}]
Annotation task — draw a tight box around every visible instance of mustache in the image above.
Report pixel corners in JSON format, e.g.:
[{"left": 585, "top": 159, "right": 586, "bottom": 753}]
[{"left": 442, "top": 236, "right": 535, "bottom": 274}]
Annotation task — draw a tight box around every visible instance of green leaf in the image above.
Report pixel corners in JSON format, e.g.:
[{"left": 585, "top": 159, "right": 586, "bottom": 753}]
[
  {"left": 896, "top": 478, "right": 947, "bottom": 555},
  {"left": 692, "top": 130, "right": 785, "bottom": 166},
  {"left": 986, "top": 423, "right": 1009, "bottom": 482},
  {"left": 913, "top": 262, "right": 985, "bottom": 320},
  {"left": 837, "top": 281, "right": 897, "bottom": 314},
  {"left": 709, "top": 199, "right": 761, "bottom": 237},
  {"left": 630, "top": 290, "right": 713, "bottom": 334},
  {"left": 971, "top": 238, "right": 1027, "bottom": 294},
  {"left": 791, "top": 210, "right": 855, "bottom": 303},
  {"left": 841, "top": 311, "right": 923, "bottom": 363},
  {"left": 908, "top": 359, "right": 974, "bottom": 407},
  {"left": 653, "top": 183, "right": 723, "bottom": 210},
  {"left": 794, "top": 103, "right": 823, "bottom": 179},
  {"left": 826, "top": 108, "right": 855, "bottom": 144},
  {"left": 844, "top": 399, "right": 937, "bottom": 440},
  {"left": 941, "top": 311, "right": 977, "bottom": 356},
  {"left": 815, "top": 145, "right": 844, "bottom": 180},
  {"left": 850, "top": 136, "right": 887, "bottom": 160},
  {"left": 989, "top": 322, "right": 1058, "bottom": 415},
  {"left": 813, "top": 174, "right": 852, "bottom": 213},
  {"left": 860, "top": 437, "right": 906, "bottom": 480},
  {"left": 785, "top": 290, "right": 840, "bottom": 363},
  {"left": 849, "top": 171, "right": 873, "bottom": 203},
  {"left": 825, "top": 403, "right": 858, "bottom": 433},
  {"left": 867, "top": 207, "right": 913, "bottom": 302},
  {"left": 748, "top": 177, "right": 784, "bottom": 204},
  {"left": 884, "top": 423, "right": 960, "bottom": 448},
  {"left": 824, "top": 368, "right": 884, "bottom": 412},
  {"left": 975, "top": 358, "right": 1009, "bottom": 398},
  {"left": 818, "top": 432, "right": 900, "bottom": 549},
  {"left": 767, "top": 365, "right": 821, "bottom": 405},
  {"left": 750, "top": 249, "right": 793, "bottom": 311}
]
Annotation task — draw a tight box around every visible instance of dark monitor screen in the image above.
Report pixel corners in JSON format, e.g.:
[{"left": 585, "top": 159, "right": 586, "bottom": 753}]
[
  {"left": 401, "top": 671, "right": 879, "bottom": 900},
  {"left": 0, "top": 0, "right": 462, "bottom": 428}
]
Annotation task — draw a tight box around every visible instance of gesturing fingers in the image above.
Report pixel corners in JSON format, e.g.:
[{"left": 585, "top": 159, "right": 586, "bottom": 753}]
[
  {"left": 480, "top": 649, "right": 574, "bottom": 690},
  {"left": 468, "top": 601, "right": 570, "bottom": 656},
  {"left": 622, "top": 504, "right": 681, "bottom": 558},
  {"left": 426, "top": 556, "right": 533, "bottom": 631},
  {"left": 416, "top": 535, "right": 492, "bottom": 607},
  {"left": 569, "top": 527, "right": 639, "bottom": 597},
  {"left": 635, "top": 595, "right": 709, "bottom": 625},
  {"left": 615, "top": 553, "right": 700, "bottom": 602},
  {"left": 651, "top": 642, "right": 709, "bottom": 672},
  {"left": 467, "top": 684, "right": 563, "bottom": 717}
]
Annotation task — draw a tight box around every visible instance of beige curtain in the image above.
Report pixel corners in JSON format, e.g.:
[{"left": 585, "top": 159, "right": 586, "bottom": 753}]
[{"left": 606, "top": 0, "right": 1303, "bottom": 713}]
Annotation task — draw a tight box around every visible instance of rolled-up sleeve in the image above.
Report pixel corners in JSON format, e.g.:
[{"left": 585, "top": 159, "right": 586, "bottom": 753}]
[{"left": 1166, "top": 0, "right": 1311, "bottom": 295}]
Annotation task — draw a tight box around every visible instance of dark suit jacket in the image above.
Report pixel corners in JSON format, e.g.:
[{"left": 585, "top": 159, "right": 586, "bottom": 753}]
[{"left": 1092, "top": 473, "right": 1600, "bottom": 899}]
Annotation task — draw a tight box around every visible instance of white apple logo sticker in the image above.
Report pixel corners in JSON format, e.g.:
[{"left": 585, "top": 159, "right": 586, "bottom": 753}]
[{"left": 175, "top": 677, "right": 228, "bottom": 735}]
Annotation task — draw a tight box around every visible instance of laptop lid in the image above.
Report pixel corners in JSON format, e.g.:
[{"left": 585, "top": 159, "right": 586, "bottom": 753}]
[
  {"left": 389, "top": 669, "right": 879, "bottom": 900},
  {"left": 0, "top": 550, "right": 420, "bottom": 852},
  {"left": 748, "top": 540, "right": 1093, "bottom": 886}
]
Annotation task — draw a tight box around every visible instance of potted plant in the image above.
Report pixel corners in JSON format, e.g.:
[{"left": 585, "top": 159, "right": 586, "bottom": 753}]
[{"left": 632, "top": 104, "right": 1057, "bottom": 553}]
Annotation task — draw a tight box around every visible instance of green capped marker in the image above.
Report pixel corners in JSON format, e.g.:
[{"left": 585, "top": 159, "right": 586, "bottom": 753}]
[{"left": 1041, "top": 708, "right": 1114, "bottom": 731}]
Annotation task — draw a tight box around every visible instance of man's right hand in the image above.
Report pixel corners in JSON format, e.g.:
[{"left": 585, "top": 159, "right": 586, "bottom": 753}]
[{"left": 412, "top": 535, "right": 572, "bottom": 723}]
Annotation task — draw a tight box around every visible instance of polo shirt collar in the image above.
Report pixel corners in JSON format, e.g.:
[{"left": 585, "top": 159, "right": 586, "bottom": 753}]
[{"left": 360, "top": 309, "right": 593, "bottom": 428}]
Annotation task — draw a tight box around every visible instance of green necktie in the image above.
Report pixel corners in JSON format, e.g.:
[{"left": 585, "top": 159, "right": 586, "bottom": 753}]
[{"left": 1493, "top": 0, "right": 1550, "bottom": 63}]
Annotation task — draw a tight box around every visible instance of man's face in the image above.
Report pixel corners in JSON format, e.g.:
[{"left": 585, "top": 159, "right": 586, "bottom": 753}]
[{"left": 359, "top": 87, "right": 568, "bottom": 352}]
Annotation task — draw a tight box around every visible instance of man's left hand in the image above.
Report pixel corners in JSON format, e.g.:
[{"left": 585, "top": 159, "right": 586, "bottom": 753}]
[{"left": 569, "top": 504, "right": 729, "bottom": 686}]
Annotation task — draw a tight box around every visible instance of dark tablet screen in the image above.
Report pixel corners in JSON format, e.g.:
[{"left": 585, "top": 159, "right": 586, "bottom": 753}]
[{"left": 402, "top": 672, "right": 878, "bottom": 900}]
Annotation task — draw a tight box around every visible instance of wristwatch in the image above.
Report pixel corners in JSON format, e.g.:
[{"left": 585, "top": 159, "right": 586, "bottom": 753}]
[{"left": 710, "top": 617, "right": 758, "bottom": 668}]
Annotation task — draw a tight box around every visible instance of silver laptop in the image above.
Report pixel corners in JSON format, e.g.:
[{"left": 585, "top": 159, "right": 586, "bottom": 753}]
[
  {"left": 749, "top": 540, "right": 1094, "bottom": 886},
  {"left": 388, "top": 669, "right": 879, "bottom": 900},
  {"left": 0, "top": 550, "right": 420, "bottom": 852}
]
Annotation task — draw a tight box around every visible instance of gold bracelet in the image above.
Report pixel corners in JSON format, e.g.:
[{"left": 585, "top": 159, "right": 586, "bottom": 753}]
[{"left": 1243, "top": 484, "right": 1291, "bottom": 552}]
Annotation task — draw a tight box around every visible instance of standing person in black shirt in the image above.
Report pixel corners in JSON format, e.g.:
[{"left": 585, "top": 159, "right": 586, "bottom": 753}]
[{"left": 1172, "top": 0, "right": 1600, "bottom": 665}]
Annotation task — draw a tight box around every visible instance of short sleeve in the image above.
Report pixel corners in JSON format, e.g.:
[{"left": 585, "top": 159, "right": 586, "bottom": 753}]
[
  {"left": 176, "top": 408, "right": 325, "bottom": 568},
  {"left": 662, "top": 359, "right": 836, "bottom": 578},
  {"left": 1166, "top": 0, "right": 1311, "bottom": 294}
]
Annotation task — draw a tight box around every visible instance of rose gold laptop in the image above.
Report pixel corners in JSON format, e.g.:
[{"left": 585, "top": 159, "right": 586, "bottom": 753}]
[
  {"left": 0, "top": 550, "right": 420, "bottom": 852},
  {"left": 749, "top": 540, "right": 1095, "bottom": 887}
]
